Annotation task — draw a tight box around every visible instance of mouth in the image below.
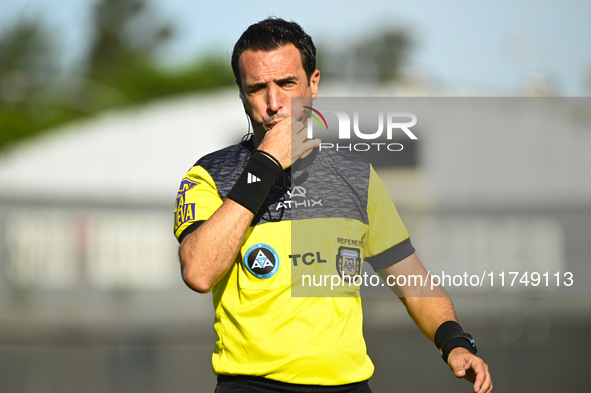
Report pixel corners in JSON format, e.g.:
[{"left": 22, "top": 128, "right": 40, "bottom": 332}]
[{"left": 266, "top": 120, "right": 280, "bottom": 130}]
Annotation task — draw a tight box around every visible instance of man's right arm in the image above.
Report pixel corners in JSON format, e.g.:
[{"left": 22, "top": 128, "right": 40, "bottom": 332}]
[
  {"left": 178, "top": 117, "right": 320, "bottom": 293},
  {"left": 178, "top": 147, "right": 283, "bottom": 293},
  {"left": 179, "top": 198, "right": 254, "bottom": 293}
]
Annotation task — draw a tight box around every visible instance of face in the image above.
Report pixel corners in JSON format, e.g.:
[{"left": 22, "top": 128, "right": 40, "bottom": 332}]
[{"left": 238, "top": 44, "right": 320, "bottom": 142}]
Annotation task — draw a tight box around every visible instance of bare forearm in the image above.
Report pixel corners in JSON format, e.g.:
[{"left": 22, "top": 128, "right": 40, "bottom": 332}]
[
  {"left": 178, "top": 117, "right": 321, "bottom": 293},
  {"left": 378, "top": 253, "right": 457, "bottom": 341},
  {"left": 400, "top": 294, "right": 457, "bottom": 341},
  {"left": 179, "top": 199, "right": 253, "bottom": 293},
  {"left": 379, "top": 254, "right": 492, "bottom": 391}
]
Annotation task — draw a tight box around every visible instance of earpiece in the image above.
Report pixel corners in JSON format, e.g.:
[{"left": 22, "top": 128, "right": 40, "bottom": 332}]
[{"left": 239, "top": 91, "right": 263, "bottom": 125}]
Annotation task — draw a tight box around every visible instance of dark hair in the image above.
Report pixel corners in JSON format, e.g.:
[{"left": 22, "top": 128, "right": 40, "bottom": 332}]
[{"left": 231, "top": 17, "right": 316, "bottom": 89}]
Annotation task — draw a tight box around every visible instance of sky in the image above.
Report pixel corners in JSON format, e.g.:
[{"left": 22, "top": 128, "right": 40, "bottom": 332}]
[{"left": 2, "top": 0, "right": 591, "bottom": 95}]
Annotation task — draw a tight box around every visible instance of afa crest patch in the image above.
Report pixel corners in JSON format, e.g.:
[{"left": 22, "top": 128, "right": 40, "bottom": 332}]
[
  {"left": 336, "top": 246, "right": 361, "bottom": 278},
  {"left": 244, "top": 243, "right": 280, "bottom": 279}
]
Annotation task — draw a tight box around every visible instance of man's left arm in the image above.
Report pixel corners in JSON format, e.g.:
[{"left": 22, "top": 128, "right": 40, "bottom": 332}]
[{"left": 377, "top": 253, "right": 493, "bottom": 393}]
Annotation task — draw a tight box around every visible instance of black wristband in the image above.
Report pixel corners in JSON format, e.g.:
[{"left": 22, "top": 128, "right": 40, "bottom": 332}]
[
  {"left": 253, "top": 150, "right": 282, "bottom": 169},
  {"left": 227, "top": 152, "right": 284, "bottom": 214},
  {"left": 434, "top": 321, "right": 477, "bottom": 363}
]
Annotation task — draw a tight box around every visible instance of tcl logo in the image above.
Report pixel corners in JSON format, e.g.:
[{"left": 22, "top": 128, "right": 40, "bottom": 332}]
[{"left": 289, "top": 252, "right": 327, "bottom": 266}]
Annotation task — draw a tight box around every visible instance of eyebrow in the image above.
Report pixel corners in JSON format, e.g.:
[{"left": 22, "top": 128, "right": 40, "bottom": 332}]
[{"left": 246, "top": 75, "right": 299, "bottom": 91}]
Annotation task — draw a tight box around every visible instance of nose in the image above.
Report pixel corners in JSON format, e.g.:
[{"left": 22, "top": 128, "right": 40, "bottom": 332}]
[{"left": 266, "top": 85, "right": 285, "bottom": 115}]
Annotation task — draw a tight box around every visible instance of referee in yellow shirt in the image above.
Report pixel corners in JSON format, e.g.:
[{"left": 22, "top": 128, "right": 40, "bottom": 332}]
[{"left": 174, "top": 17, "right": 492, "bottom": 393}]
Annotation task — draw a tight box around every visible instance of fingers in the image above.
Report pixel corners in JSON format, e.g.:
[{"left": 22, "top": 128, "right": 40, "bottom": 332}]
[
  {"left": 259, "top": 117, "right": 321, "bottom": 168},
  {"left": 290, "top": 118, "right": 321, "bottom": 161},
  {"left": 300, "top": 137, "right": 322, "bottom": 153},
  {"left": 257, "top": 118, "right": 292, "bottom": 168},
  {"left": 466, "top": 357, "right": 492, "bottom": 393},
  {"left": 474, "top": 362, "right": 493, "bottom": 393},
  {"left": 291, "top": 136, "right": 321, "bottom": 164},
  {"left": 472, "top": 362, "right": 485, "bottom": 392},
  {"left": 448, "top": 350, "right": 492, "bottom": 392},
  {"left": 290, "top": 119, "right": 306, "bottom": 136}
]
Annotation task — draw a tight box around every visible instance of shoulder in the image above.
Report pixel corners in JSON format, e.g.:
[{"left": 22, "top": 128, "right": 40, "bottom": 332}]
[
  {"left": 321, "top": 147, "right": 369, "bottom": 165},
  {"left": 192, "top": 139, "right": 254, "bottom": 182},
  {"left": 316, "top": 148, "right": 372, "bottom": 181},
  {"left": 195, "top": 141, "right": 249, "bottom": 170},
  {"left": 188, "top": 140, "right": 253, "bottom": 197}
]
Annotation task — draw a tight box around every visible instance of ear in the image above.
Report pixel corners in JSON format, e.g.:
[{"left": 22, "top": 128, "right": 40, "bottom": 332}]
[
  {"left": 309, "top": 69, "right": 320, "bottom": 99},
  {"left": 236, "top": 80, "right": 245, "bottom": 103},
  {"left": 236, "top": 78, "right": 247, "bottom": 105}
]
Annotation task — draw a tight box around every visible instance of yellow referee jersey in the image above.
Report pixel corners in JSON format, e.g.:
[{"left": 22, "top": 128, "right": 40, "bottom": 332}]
[{"left": 174, "top": 138, "right": 414, "bottom": 385}]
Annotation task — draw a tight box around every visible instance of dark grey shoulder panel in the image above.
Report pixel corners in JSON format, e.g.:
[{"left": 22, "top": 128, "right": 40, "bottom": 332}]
[
  {"left": 194, "top": 144, "right": 371, "bottom": 226},
  {"left": 291, "top": 149, "right": 370, "bottom": 223},
  {"left": 194, "top": 143, "right": 250, "bottom": 201}
]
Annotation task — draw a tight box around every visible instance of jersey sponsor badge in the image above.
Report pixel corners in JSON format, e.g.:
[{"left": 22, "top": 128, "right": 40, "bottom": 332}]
[
  {"left": 243, "top": 243, "right": 280, "bottom": 279},
  {"left": 174, "top": 177, "right": 201, "bottom": 232},
  {"left": 336, "top": 246, "right": 361, "bottom": 278}
]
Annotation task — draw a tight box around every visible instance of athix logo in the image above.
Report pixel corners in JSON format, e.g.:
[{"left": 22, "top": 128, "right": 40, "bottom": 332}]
[
  {"left": 247, "top": 172, "right": 261, "bottom": 184},
  {"left": 303, "top": 106, "right": 417, "bottom": 152},
  {"left": 275, "top": 185, "right": 323, "bottom": 210}
]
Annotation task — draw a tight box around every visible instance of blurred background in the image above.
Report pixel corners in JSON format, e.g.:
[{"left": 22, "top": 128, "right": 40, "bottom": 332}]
[{"left": 0, "top": 0, "right": 590, "bottom": 392}]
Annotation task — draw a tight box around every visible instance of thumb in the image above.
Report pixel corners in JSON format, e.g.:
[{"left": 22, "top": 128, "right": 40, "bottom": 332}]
[
  {"left": 289, "top": 117, "right": 298, "bottom": 132},
  {"left": 452, "top": 362, "right": 467, "bottom": 378}
]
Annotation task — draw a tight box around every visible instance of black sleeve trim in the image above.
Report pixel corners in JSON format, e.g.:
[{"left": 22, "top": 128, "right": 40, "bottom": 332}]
[
  {"left": 365, "top": 237, "right": 415, "bottom": 271},
  {"left": 178, "top": 220, "right": 206, "bottom": 244}
]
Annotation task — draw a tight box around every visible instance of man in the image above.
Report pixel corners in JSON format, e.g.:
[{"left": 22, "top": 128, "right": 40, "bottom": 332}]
[{"left": 174, "top": 18, "right": 492, "bottom": 393}]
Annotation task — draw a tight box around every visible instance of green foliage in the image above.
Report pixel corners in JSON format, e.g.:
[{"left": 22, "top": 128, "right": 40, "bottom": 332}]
[
  {"left": 0, "top": 17, "right": 72, "bottom": 148},
  {"left": 0, "top": 0, "right": 233, "bottom": 151},
  {"left": 0, "top": 0, "right": 413, "bottom": 151}
]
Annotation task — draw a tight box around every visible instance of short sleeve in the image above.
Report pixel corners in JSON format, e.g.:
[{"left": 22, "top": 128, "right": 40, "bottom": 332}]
[
  {"left": 363, "top": 166, "right": 415, "bottom": 270},
  {"left": 173, "top": 165, "right": 222, "bottom": 242}
]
